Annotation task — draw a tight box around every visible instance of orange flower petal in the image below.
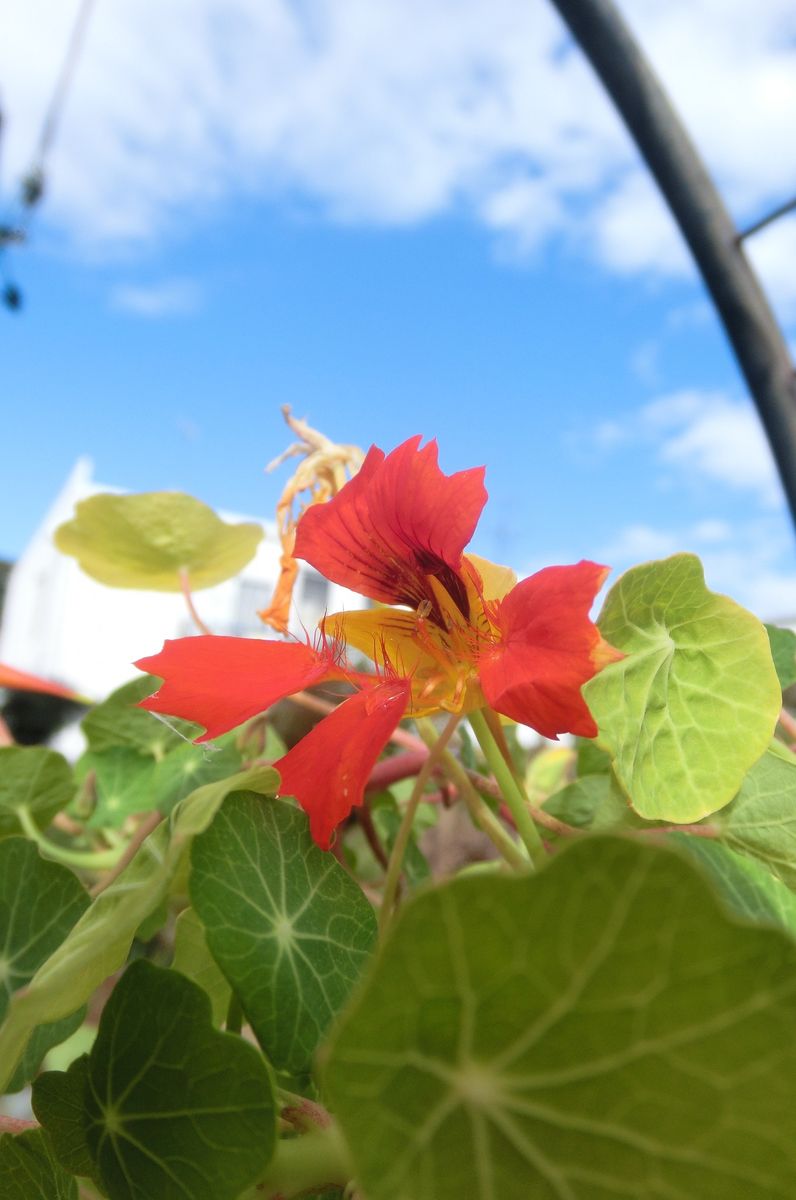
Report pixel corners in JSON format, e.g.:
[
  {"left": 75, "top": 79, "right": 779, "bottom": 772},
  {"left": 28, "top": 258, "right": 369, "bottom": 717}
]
[
  {"left": 479, "top": 561, "right": 616, "bottom": 739},
  {"left": 0, "top": 663, "right": 80, "bottom": 701},
  {"left": 293, "top": 436, "right": 487, "bottom": 619},
  {"left": 276, "top": 679, "right": 411, "bottom": 849},
  {"left": 135, "top": 636, "right": 343, "bottom": 741}
]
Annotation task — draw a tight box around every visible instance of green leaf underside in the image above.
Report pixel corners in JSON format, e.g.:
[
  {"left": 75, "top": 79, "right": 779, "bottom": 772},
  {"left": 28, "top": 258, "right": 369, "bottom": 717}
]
[
  {"left": 5, "top": 1006, "right": 86, "bottom": 1094},
  {"left": 0, "top": 839, "right": 89, "bottom": 1024},
  {"left": 54, "top": 490, "right": 263, "bottom": 591},
  {"left": 84, "top": 961, "right": 276, "bottom": 1200},
  {"left": 720, "top": 750, "right": 796, "bottom": 889},
  {"left": 584, "top": 554, "right": 780, "bottom": 823},
  {"left": 325, "top": 835, "right": 796, "bottom": 1200},
  {"left": 0, "top": 765, "right": 278, "bottom": 1093},
  {"left": 172, "top": 907, "right": 231, "bottom": 1026},
  {"left": 669, "top": 833, "right": 796, "bottom": 934},
  {"left": 765, "top": 624, "right": 796, "bottom": 691},
  {"left": 81, "top": 676, "right": 200, "bottom": 760},
  {"left": 0, "top": 747, "right": 74, "bottom": 835},
  {"left": 542, "top": 775, "right": 634, "bottom": 832},
  {"left": 0, "top": 1128, "right": 77, "bottom": 1199},
  {"left": 33, "top": 1056, "right": 98, "bottom": 1183},
  {"left": 191, "top": 793, "right": 377, "bottom": 1071}
]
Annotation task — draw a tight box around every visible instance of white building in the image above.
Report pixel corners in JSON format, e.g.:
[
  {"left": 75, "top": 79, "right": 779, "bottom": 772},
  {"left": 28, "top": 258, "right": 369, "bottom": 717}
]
[{"left": 0, "top": 459, "right": 368, "bottom": 703}]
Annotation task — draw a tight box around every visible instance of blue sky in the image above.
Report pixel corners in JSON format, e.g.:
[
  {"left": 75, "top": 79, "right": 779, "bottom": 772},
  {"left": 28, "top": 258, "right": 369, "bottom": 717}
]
[{"left": 2, "top": 0, "right": 795, "bottom": 618}]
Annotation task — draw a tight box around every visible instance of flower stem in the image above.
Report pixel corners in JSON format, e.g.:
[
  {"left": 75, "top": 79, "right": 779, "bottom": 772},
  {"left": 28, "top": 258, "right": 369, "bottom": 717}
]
[
  {"left": 422, "top": 735, "right": 528, "bottom": 871},
  {"left": 378, "top": 712, "right": 461, "bottom": 937},
  {"left": 242, "top": 1120, "right": 353, "bottom": 1199},
  {"left": 467, "top": 708, "right": 546, "bottom": 868},
  {"left": 16, "top": 805, "right": 120, "bottom": 871},
  {"left": 179, "top": 567, "right": 213, "bottom": 636}
]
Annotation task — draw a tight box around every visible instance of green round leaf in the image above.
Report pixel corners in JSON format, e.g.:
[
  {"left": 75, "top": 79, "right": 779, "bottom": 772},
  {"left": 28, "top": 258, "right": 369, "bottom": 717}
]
[
  {"left": 191, "top": 793, "right": 377, "bottom": 1072},
  {"left": 0, "top": 747, "right": 74, "bottom": 836},
  {"left": 84, "top": 748, "right": 157, "bottom": 828},
  {"left": 54, "top": 491, "right": 263, "bottom": 591},
  {"left": 583, "top": 554, "right": 780, "bottom": 822},
  {"left": 0, "top": 1129, "right": 77, "bottom": 1199},
  {"left": 84, "top": 960, "right": 276, "bottom": 1200},
  {"left": 0, "top": 839, "right": 89, "bottom": 1024},
  {"left": 720, "top": 748, "right": 796, "bottom": 889},
  {"left": 325, "top": 835, "right": 796, "bottom": 1200}
]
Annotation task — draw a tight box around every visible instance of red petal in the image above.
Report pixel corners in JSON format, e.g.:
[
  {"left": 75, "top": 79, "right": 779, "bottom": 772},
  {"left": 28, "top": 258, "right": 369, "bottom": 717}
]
[
  {"left": 478, "top": 562, "right": 618, "bottom": 739},
  {"left": 0, "top": 663, "right": 80, "bottom": 701},
  {"left": 275, "top": 679, "right": 411, "bottom": 849},
  {"left": 135, "top": 636, "right": 341, "bottom": 741},
  {"left": 293, "top": 436, "right": 487, "bottom": 617}
]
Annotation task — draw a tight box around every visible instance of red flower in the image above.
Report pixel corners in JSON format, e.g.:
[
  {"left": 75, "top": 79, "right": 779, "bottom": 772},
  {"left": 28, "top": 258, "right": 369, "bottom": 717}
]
[{"left": 136, "top": 436, "right": 619, "bottom": 848}]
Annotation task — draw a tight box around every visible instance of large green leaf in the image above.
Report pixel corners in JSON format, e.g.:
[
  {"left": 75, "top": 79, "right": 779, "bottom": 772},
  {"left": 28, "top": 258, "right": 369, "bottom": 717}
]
[
  {"left": 766, "top": 623, "right": 796, "bottom": 691},
  {"left": 325, "top": 835, "right": 796, "bottom": 1200},
  {"left": 0, "top": 747, "right": 74, "bottom": 835},
  {"left": 81, "top": 676, "right": 200, "bottom": 760},
  {"left": 54, "top": 491, "right": 263, "bottom": 591},
  {"left": 0, "top": 765, "right": 278, "bottom": 1092},
  {"left": 0, "top": 1128, "right": 77, "bottom": 1199},
  {"left": 84, "top": 960, "right": 276, "bottom": 1200},
  {"left": 191, "top": 793, "right": 377, "bottom": 1071},
  {"left": 583, "top": 555, "right": 780, "bottom": 822},
  {"left": 719, "top": 749, "right": 796, "bottom": 889}
]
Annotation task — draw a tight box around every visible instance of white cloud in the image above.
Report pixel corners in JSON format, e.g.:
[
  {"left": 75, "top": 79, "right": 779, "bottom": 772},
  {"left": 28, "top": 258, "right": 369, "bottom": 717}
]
[
  {"left": 109, "top": 278, "right": 203, "bottom": 317},
  {"left": 643, "top": 390, "right": 781, "bottom": 505},
  {"left": 2, "top": 0, "right": 795, "bottom": 296},
  {"left": 599, "top": 515, "right": 796, "bottom": 621}
]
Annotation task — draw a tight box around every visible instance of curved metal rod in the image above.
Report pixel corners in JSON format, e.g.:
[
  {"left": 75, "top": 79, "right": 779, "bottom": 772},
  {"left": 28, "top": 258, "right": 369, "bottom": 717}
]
[{"left": 549, "top": 0, "right": 796, "bottom": 528}]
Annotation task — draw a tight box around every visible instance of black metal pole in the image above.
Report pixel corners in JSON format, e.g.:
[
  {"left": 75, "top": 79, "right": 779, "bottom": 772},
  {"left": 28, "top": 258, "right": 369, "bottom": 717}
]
[{"left": 549, "top": 0, "right": 796, "bottom": 528}]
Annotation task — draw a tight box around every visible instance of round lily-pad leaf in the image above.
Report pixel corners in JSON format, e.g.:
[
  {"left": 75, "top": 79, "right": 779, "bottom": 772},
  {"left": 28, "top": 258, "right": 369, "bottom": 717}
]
[
  {"left": 191, "top": 793, "right": 377, "bottom": 1072},
  {"left": 0, "top": 747, "right": 74, "bottom": 836},
  {"left": 583, "top": 554, "right": 781, "bottom": 823},
  {"left": 83, "top": 960, "right": 277, "bottom": 1200},
  {"left": 54, "top": 491, "right": 263, "bottom": 591},
  {"left": 325, "top": 835, "right": 796, "bottom": 1200}
]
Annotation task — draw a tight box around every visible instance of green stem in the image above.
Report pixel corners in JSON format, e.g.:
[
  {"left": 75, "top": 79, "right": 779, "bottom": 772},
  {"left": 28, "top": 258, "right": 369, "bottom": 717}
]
[
  {"left": 421, "top": 733, "right": 528, "bottom": 872},
  {"left": 225, "top": 992, "right": 243, "bottom": 1035},
  {"left": 379, "top": 712, "right": 461, "bottom": 937},
  {"left": 16, "top": 806, "right": 120, "bottom": 870},
  {"left": 243, "top": 1122, "right": 353, "bottom": 1199},
  {"left": 467, "top": 708, "right": 546, "bottom": 868}
]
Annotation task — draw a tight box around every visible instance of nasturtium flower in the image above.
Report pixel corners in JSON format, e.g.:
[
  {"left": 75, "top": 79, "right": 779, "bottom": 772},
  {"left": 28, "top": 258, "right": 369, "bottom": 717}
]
[{"left": 136, "top": 436, "right": 619, "bottom": 849}]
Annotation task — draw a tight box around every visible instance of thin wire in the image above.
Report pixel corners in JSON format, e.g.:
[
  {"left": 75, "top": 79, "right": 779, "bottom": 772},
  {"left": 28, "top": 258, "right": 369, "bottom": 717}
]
[
  {"left": 737, "top": 194, "right": 796, "bottom": 243},
  {"left": 33, "top": 0, "right": 98, "bottom": 171}
]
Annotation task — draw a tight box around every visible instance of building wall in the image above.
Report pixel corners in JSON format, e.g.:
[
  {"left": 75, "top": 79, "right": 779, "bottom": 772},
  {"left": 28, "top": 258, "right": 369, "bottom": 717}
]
[{"left": 0, "top": 459, "right": 368, "bottom": 703}]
